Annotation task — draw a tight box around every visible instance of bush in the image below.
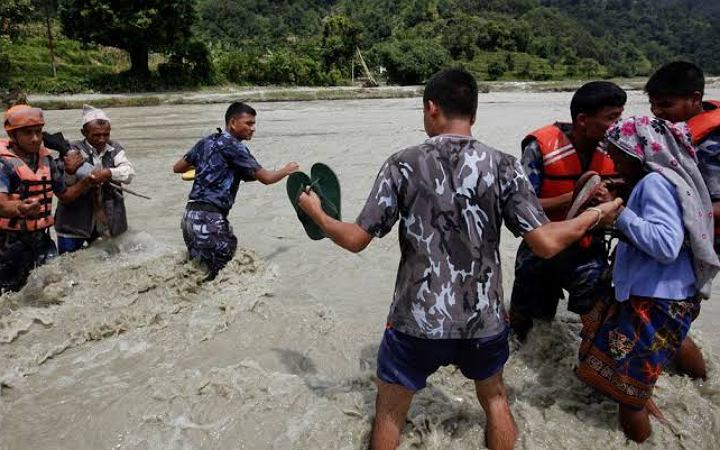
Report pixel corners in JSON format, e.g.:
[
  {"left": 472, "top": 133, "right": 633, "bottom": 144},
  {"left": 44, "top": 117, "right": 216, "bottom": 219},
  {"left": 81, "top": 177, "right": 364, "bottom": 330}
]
[
  {"left": 214, "top": 45, "right": 344, "bottom": 86},
  {"left": 158, "top": 40, "right": 215, "bottom": 87},
  {"left": 487, "top": 60, "right": 507, "bottom": 80},
  {"left": 375, "top": 38, "right": 450, "bottom": 85}
]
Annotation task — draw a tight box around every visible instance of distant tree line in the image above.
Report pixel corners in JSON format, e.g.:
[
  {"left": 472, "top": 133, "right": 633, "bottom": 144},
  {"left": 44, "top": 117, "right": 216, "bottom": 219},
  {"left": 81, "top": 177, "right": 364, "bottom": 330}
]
[{"left": 1, "top": 0, "right": 719, "bottom": 91}]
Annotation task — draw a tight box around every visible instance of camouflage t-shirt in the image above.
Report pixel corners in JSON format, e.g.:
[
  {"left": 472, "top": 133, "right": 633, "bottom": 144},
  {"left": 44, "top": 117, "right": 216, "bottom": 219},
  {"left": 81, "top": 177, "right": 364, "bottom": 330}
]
[{"left": 357, "top": 135, "right": 548, "bottom": 340}]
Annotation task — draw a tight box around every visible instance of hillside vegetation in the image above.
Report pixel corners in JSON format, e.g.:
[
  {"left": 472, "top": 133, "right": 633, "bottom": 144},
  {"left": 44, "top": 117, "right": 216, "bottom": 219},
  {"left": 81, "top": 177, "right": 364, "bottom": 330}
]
[{"left": 2, "top": 0, "right": 719, "bottom": 93}]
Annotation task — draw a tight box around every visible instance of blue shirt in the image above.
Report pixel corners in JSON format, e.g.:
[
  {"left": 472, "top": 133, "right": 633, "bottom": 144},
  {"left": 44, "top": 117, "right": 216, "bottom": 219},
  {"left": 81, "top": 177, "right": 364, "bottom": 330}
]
[
  {"left": 184, "top": 130, "right": 262, "bottom": 214},
  {"left": 613, "top": 172, "right": 696, "bottom": 302}
]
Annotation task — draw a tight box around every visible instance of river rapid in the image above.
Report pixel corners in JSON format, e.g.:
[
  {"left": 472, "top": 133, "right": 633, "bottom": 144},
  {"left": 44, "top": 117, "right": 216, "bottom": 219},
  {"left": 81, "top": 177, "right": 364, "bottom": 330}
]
[{"left": 1, "top": 91, "right": 719, "bottom": 449}]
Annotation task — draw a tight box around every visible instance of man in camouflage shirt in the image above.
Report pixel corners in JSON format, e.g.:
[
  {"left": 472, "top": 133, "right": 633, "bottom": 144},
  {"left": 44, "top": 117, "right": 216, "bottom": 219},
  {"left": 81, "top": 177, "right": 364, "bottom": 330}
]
[
  {"left": 298, "top": 69, "right": 622, "bottom": 450},
  {"left": 173, "top": 102, "right": 298, "bottom": 279}
]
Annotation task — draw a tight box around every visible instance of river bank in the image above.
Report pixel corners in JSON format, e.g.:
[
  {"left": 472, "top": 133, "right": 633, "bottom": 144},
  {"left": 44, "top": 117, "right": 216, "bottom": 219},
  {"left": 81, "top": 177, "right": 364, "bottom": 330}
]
[{"left": 29, "top": 77, "right": 720, "bottom": 110}]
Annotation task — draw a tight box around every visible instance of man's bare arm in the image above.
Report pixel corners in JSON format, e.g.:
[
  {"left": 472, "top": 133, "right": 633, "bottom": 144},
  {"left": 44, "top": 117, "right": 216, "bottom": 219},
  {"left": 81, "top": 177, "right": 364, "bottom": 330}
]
[
  {"left": 255, "top": 162, "right": 299, "bottom": 185},
  {"left": 56, "top": 177, "right": 94, "bottom": 204},
  {"left": 539, "top": 192, "right": 574, "bottom": 217},
  {"left": 173, "top": 158, "right": 193, "bottom": 174},
  {"left": 298, "top": 190, "right": 373, "bottom": 253},
  {"left": 524, "top": 198, "right": 623, "bottom": 259}
]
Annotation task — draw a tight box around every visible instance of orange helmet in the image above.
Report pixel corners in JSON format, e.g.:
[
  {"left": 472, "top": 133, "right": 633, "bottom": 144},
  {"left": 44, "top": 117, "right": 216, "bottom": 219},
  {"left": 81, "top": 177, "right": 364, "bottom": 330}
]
[{"left": 3, "top": 105, "right": 45, "bottom": 132}]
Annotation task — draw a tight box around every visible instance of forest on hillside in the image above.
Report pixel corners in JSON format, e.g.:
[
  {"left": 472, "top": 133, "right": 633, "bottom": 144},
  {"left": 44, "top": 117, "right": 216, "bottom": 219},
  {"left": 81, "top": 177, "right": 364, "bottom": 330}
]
[{"left": 1, "top": 0, "right": 719, "bottom": 93}]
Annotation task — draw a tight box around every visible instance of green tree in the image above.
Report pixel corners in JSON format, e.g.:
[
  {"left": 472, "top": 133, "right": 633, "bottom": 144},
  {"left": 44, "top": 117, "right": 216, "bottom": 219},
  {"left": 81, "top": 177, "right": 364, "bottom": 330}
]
[
  {"left": 0, "top": 38, "right": 12, "bottom": 88},
  {"left": 376, "top": 38, "right": 449, "bottom": 85},
  {"left": 158, "top": 40, "right": 214, "bottom": 86},
  {"left": 578, "top": 58, "right": 602, "bottom": 78},
  {"left": 505, "top": 53, "right": 515, "bottom": 72},
  {"left": 441, "top": 13, "right": 481, "bottom": 60},
  {"left": 487, "top": 60, "right": 507, "bottom": 80},
  {"left": 197, "top": 0, "right": 328, "bottom": 47},
  {"left": 58, "top": 0, "right": 197, "bottom": 76},
  {"left": 321, "top": 15, "right": 362, "bottom": 73},
  {"left": 0, "top": 0, "right": 34, "bottom": 38}
]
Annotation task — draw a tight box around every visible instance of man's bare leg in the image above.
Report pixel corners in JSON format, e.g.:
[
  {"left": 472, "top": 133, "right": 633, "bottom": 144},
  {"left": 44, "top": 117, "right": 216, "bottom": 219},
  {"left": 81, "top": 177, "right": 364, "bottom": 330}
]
[
  {"left": 674, "top": 336, "right": 707, "bottom": 380},
  {"left": 619, "top": 404, "right": 652, "bottom": 443},
  {"left": 474, "top": 371, "right": 517, "bottom": 450},
  {"left": 370, "top": 380, "right": 414, "bottom": 450}
]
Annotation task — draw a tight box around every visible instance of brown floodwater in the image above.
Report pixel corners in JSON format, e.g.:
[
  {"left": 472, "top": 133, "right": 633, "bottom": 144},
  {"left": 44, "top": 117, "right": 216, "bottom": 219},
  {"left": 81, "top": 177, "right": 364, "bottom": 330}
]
[{"left": 1, "top": 91, "right": 718, "bottom": 449}]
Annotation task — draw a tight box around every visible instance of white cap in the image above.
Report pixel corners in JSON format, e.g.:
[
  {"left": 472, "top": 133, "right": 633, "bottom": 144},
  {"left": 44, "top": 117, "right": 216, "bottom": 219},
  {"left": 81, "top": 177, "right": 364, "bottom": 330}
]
[{"left": 82, "top": 104, "right": 110, "bottom": 126}]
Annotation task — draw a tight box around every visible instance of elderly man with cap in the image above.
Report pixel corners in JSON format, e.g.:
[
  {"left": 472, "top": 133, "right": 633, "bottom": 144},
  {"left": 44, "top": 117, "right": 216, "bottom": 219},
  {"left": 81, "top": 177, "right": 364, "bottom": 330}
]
[
  {"left": 0, "top": 105, "right": 96, "bottom": 292},
  {"left": 55, "top": 104, "right": 135, "bottom": 254}
]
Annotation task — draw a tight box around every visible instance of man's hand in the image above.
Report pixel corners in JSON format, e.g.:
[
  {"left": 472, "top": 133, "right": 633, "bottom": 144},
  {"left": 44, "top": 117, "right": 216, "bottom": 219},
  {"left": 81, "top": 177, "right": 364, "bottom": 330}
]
[
  {"left": 283, "top": 162, "right": 300, "bottom": 176},
  {"left": 63, "top": 150, "right": 85, "bottom": 175},
  {"left": 297, "top": 187, "right": 373, "bottom": 253},
  {"left": 595, "top": 198, "right": 624, "bottom": 227},
  {"left": 298, "top": 188, "right": 323, "bottom": 221},
  {"left": 90, "top": 168, "right": 112, "bottom": 184},
  {"left": 17, "top": 199, "right": 41, "bottom": 218}
]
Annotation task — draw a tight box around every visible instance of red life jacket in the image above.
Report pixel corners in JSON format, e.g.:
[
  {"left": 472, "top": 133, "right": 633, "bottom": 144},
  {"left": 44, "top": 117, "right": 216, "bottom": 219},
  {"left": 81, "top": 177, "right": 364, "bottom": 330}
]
[
  {"left": 0, "top": 140, "right": 55, "bottom": 231},
  {"left": 688, "top": 100, "right": 720, "bottom": 145},
  {"left": 527, "top": 123, "right": 617, "bottom": 221}
]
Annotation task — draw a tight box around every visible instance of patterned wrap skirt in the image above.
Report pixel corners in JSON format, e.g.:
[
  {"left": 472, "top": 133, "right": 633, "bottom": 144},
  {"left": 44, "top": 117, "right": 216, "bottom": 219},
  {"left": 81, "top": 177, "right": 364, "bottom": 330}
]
[{"left": 575, "top": 296, "right": 700, "bottom": 409}]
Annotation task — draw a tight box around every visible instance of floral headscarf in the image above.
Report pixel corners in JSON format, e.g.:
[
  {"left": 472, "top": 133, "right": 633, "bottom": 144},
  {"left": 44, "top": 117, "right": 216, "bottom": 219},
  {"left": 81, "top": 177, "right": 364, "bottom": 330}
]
[{"left": 606, "top": 115, "right": 720, "bottom": 299}]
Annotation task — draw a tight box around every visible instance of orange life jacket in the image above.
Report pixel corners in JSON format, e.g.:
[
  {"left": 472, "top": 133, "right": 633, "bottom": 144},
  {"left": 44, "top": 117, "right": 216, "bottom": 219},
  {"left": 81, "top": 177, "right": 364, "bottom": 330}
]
[
  {"left": 685, "top": 101, "right": 720, "bottom": 242},
  {"left": 527, "top": 123, "right": 618, "bottom": 221},
  {"left": 688, "top": 100, "right": 720, "bottom": 145},
  {"left": 0, "top": 140, "right": 55, "bottom": 232}
]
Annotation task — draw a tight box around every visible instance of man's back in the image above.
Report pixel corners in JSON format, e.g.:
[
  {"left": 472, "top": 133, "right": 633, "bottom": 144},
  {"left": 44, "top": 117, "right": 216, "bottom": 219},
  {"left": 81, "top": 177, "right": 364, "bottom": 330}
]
[{"left": 356, "top": 135, "right": 547, "bottom": 340}]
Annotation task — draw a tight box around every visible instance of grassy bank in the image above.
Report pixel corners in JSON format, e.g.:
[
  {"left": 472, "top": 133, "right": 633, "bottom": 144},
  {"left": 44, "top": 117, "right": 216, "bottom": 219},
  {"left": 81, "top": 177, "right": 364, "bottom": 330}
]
[
  {"left": 29, "top": 86, "right": 424, "bottom": 110},
  {"left": 2, "top": 33, "right": 128, "bottom": 94}
]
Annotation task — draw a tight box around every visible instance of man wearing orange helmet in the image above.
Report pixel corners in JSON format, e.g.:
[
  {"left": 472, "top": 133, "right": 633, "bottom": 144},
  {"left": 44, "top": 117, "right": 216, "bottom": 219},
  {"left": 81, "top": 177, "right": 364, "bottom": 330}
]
[{"left": 0, "top": 105, "right": 97, "bottom": 291}]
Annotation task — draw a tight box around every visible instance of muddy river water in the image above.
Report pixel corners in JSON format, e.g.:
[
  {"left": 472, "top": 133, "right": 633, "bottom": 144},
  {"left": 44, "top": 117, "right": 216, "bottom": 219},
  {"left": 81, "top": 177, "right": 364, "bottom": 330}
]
[{"left": 1, "top": 90, "right": 719, "bottom": 449}]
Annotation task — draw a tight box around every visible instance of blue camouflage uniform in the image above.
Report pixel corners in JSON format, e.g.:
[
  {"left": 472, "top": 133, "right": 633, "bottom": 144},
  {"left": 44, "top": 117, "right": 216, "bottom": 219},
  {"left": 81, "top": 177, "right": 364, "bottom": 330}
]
[{"left": 181, "top": 130, "right": 261, "bottom": 278}]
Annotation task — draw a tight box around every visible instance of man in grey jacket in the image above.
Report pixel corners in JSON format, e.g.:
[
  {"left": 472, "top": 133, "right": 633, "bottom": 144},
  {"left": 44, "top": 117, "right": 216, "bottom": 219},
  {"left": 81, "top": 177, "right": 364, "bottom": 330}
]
[{"left": 56, "top": 104, "right": 135, "bottom": 253}]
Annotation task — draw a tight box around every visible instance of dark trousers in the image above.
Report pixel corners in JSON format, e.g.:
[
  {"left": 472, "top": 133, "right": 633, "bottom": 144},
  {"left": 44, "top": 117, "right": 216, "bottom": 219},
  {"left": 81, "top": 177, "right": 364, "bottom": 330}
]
[
  {"left": 181, "top": 208, "right": 237, "bottom": 279},
  {"left": 0, "top": 230, "right": 57, "bottom": 293},
  {"left": 510, "top": 239, "right": 611, "bottom": 319}
]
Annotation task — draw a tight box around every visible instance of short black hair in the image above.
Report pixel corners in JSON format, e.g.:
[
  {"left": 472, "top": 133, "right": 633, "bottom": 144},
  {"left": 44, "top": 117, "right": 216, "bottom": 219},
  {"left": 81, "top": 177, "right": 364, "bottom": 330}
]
[
  {"left": 645, "top": 61, "right": 705, "bottom": 97},
  {"left": 570, "top": 81, "right": 627, "bottom": 121},
  {"left": 225, "top": 102, "right": 257, "bottom": 124},
  {"left": 423, "top": 69, "right": 478, "bottom": 119}
]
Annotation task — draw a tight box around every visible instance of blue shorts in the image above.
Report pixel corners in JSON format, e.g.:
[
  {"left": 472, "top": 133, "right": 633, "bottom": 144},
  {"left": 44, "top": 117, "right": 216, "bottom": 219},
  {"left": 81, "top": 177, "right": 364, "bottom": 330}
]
[{"left": 377, "top": 327, "right": 509, "bottom": 392}]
